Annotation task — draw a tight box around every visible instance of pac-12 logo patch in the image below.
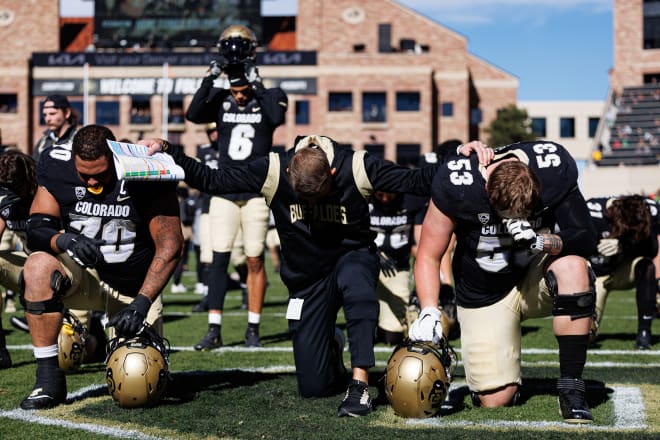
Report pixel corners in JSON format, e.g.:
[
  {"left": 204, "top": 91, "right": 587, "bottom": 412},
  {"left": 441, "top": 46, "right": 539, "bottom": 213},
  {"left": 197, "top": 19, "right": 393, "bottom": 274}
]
[
  {"left": 75, "top": 186, "right": 86, "bottom": 200},
  {"left": 477, "top": 213, "right": 490, "bottom": 224}
]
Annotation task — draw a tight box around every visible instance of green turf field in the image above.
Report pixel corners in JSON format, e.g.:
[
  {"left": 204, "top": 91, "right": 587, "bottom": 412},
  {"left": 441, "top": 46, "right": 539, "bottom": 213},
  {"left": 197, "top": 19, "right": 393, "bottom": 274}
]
[{"left": 1, "top": 256, "right": 658, "bottom": 440}]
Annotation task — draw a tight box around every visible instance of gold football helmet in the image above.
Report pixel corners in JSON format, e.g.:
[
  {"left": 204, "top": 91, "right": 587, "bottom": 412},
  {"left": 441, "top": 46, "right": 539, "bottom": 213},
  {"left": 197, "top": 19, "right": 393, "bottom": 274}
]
[
  {"left": 58, "top": 311, "right": 87, "bottom": 373},
  {"left": 385, "top": 339, "right": 456, "bottom": 418},
  {"left": 105, "top": 325, "right": 170, "bottom": 408},
  {"left": 217, "top": 24, "right": 258, "bottom": 64}
]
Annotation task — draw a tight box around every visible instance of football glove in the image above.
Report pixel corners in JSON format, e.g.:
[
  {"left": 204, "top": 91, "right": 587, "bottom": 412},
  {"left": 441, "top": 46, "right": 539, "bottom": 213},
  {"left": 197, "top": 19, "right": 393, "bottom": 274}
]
[
  {"left": 56, "top": 233, "right": 105, "bottom": 268},
  {"left": 503, "top": 218, "right": 544, "bottom": 254},
  {"left": 108, "top": 295, "right": 152, "bottom": 338},
  {"left": 597, "top": 238, "right": 621, "bottom": 257},
  {"left": 243, "top": 59, "right": 261, "bottom": 84},
  {"left": 408, "top": 306, "right": 444, "bottom": 345},
  {"left": 207, "top": 56, "right": 229, "bottom": 79},
  {"left": 0, "top": 187, "right": 22, "bottom": 220},
  {"left": 377, "top": 251, "right": 398, "bottom": 277}
]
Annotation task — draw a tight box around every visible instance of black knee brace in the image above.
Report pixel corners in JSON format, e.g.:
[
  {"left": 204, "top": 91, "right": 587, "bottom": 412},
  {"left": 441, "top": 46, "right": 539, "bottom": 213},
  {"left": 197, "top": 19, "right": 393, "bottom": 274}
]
[
  {"left": 545, "top": 269, "right": 596, "bottom": 320},
  {"left": 23, "top": 270, "right": 70, "bottom": 315}
]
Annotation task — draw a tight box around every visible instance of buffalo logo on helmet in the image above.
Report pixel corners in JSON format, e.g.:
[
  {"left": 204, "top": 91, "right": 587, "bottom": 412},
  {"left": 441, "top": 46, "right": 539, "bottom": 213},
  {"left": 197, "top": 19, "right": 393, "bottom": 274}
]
[
  {"left": 105, "top": 325, "right": 170, "bottom": 408},
  {"left": 384, "top": 339, "right": 456, "bottom": 418},
  {"left": 57, "top": 311, "right": 87, "bottom": 373}
]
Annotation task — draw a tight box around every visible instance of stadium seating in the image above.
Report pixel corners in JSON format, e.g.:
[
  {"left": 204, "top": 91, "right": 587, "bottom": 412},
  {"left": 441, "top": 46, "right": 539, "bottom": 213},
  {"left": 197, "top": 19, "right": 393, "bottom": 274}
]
[{"left": 596, "top": 84, "right": 660, "bottom": 166}]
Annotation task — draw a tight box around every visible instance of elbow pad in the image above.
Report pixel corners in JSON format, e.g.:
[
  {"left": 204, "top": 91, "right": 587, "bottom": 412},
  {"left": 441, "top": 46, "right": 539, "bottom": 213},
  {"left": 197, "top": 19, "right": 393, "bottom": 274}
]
[{"left": 26, "top": 213, "right": 62, "bottom": 252}]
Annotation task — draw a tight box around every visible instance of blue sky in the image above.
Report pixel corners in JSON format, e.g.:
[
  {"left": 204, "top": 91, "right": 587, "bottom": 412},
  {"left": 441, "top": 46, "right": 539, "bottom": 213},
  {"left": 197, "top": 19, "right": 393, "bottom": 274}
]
[
  {"left": 61, "top": 0, "right": 613, "bottom": 101},
  {"left": 262, "top": 0, "right": 613, "bottom": 101}
]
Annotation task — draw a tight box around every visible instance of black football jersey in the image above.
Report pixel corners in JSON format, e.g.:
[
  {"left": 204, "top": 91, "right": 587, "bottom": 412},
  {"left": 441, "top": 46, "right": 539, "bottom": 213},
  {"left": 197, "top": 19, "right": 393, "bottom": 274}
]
[
  {"left": 37, "top": 145, "right": 176, "bottom": 297},
  {"left": 369, "top": 193, "right": 428, "bottom": 270},
  {"left": 432, "top": 141, "right": 591, "bottom": 308},
  {"left": 587, "top": 196, "right": 660, "bottom": 276},
  {"left": 186, "top": 82, "right": 288, "bottom": 202},
  {"left": 171, "top": 140, "right": 438, "bottom": 292}
]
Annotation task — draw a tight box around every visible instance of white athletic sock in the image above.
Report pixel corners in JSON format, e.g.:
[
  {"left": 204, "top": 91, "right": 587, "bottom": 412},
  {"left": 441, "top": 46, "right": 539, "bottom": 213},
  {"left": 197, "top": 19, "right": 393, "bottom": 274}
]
[
  {"left": 33, "top": 344, "right": 59, "bottom": 359},
  {"left": 208, "top": 313, "right": 222, "bottom": 325},
  {"left": 248, "top": 311, "right": 261, "bottom": 325}
]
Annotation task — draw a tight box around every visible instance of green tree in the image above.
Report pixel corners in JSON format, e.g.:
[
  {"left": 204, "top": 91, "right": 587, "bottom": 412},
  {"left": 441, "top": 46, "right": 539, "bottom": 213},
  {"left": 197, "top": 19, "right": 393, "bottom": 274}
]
[{"left": 484, "top": 104, "right": 537, "bottom": 146}]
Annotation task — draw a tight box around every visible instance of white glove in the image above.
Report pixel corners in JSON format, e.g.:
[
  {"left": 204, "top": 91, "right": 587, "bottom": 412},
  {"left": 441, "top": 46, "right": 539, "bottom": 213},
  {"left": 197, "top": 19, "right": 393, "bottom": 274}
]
[
  {"left": 503, "top": 218, "right": 544, "bottom": 253},
  {"left": 597, "top": 238, "right": 621, "bottom": 257},
  {"left": 244, "top": 60, "right": 261, "bottom": 84},
  {"left": 408, "top": 307, "right": 444, "bottom": 345}
]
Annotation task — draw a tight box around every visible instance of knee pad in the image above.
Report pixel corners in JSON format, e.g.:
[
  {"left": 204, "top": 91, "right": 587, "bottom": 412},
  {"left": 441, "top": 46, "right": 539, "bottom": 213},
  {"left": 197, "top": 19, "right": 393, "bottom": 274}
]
[
  {"left": 23, "top": 270, "right": 70, "bottom": 315},
  {"left": 546, "top": 269, "right": 596, "bottom": 320}
]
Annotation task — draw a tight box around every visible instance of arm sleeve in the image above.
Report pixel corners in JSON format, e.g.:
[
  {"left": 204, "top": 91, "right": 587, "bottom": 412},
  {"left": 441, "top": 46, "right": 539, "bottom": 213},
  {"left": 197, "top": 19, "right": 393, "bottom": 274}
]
[
  {"left": 255, "top": 87, "right": 288, "bottom": 127},
  {"left": 185, "top": 76, "right": 224, "bottom": 124},
  {"left": 365, "top": 154, "right": 439, "bottom": 196},
  {"left": 171, "top": 145, "right": 266, "bottom": 196},
  {"left": 554, "top": 187, "right": 598, "bottom": 258}
]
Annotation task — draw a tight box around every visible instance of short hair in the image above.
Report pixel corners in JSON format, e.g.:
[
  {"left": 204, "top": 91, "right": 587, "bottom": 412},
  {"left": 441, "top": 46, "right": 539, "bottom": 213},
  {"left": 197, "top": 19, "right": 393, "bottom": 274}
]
[
  {"left": 287, "top": 147, "right": 332, "bottom": 201},
  {"left": 606, "top": 195, "right": 652, "bottom": 242},
  {"left": 72, "top": 125, "right": 116, "bottom": 161},
  {"left": 487, "top": 160, "right": 541, "bottom": 218},
  {"left": 0, "top": 150, "right": 37, "bottom": 201}
]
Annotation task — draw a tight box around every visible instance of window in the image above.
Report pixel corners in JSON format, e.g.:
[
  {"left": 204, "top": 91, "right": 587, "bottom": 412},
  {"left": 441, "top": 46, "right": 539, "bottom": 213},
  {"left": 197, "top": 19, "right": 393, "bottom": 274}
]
[
  {"left": 396, "top": 144, "right": 420, "bottom": 167},
  {"left": 95, "top": 101, "right": 119, "bottom": 125},
  {"left": 362, "top": 92, "right": 386, "bottom": 122},
  {"left": 364, "top": 143, "right": 384, "bottom": 159},
  {"left": 531, "top": 117, "right": 547, "bottom": 137},
  {"left": 130, "top": 96, "right": 152, "bottom": 124},
  {"left": 441, "top": 102, "right": 453, "bottom": 117},
  {"left": 588, "top": 117, "right": 600, "bottom": 138},
  {"left": 470, "top": 108, "right": 482, "bottom": 125},
  {"left": 0, "top": 94, "right": 17, "bottom": 113},
  {"left": 295, "top": 100, "right": 310, "bottom": 125},
  {"left": 560, "top": 117, "right": 575, "bottom": 138},
  {"left": 168, "top": 98, "right": 185, "bottom": 124},
  {"left": 396, "top": 92, "right": 420, "bottom": 111},
  {"left": 328, "top": 92, "right": 352, "bottom": 112}
]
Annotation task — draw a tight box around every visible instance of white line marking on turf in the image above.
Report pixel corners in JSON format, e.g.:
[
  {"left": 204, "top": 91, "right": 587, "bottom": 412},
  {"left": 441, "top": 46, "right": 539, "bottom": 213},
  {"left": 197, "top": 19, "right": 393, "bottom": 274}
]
[
  {"left": 408, "top": 384, "right": 646, "bottom": 431},
  {"left": 0, "top": 409, "right": 168, "bottom": 440}
]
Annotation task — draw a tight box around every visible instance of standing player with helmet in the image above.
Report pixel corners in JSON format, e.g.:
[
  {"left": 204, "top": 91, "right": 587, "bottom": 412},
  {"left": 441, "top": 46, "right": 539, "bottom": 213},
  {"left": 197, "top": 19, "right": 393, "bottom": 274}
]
[
  {"left": 19, "top": 124, "right": 183, "bottom": 410},
  {"left": 586, "top": 195, "right": 659, "bottom": 349},
  {"left": 186, "top": 25, "right": 288, "bottom": 349},
  {"left": 411, "top": 141, "right": 598, "bottom": 423},
  {"left": 142, "top": 134, "right": 491, "bottom": 416}
]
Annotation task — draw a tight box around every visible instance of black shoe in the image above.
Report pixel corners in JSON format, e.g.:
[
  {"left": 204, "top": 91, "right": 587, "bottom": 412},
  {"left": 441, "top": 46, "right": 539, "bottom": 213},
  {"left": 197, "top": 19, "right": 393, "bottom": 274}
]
[
  {"left": 10, "top": 316, "right": 29, "bottom": 333},
  {"left": 337, "top": 379, "right": 372, "bottom": 417},
  {"left": 194, "top": 328, "right": 222, "bottom": 351},
  {"left": 557, "top": 378, "right": 593, "bottom": 424},
  {"left": 0, "top": 347, "right": 12, "bottom": 369},
  {"left": 192, "top": 295, "right": 209, "bottom": 313},
  {"left": 245, "top": 326, "right": 261, "bottom": 347},
  {"left": 636, "top": 329, "right": 652, "bottom": 350},
  {"left": 20, "top": 368, "right": 67, "bottom": 410}
]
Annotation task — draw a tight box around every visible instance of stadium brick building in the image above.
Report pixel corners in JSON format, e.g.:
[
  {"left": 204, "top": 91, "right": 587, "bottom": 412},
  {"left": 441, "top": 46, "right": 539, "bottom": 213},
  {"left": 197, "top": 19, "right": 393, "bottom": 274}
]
[{"left": 0, "top": 0, "right": 657, "bottom": 194}]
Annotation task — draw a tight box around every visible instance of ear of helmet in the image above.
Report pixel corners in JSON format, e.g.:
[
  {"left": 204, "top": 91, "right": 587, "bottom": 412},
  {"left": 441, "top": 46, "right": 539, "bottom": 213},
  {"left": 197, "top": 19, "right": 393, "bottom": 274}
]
[
  {"left": 105, "top": 324, "right": 170, "bottom": 408},
  {"left": 384, "top": 339, "right": 456, "bottom": 418},
  {"left": 58, "top": 310, "right": 88, "bottom": 373}
]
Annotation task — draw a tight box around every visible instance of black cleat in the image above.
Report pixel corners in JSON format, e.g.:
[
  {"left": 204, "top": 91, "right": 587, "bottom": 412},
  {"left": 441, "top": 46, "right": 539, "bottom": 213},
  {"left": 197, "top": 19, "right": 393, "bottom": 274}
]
[
  {"left": 10, "top": 316, "right": 29, "bottom": 333},
  {"left": 0, "top": 347, "right": 12, "bottom": 369},
  {"left": 194, "top": 328, "right": 222, "bottom": 351},
  {"left": 636, "top": 329, "right": 652, "bottom": 350},
  {"left": 557, "top": 378, "right": 593, "bottom": 424},
  {"left": 245, "top": 326, "right": 261, "bottom": 348},
  {"left": 20, "top": 368, "right": 66, "bottom": 410},
  {"left": 337, "top": 379, "right": 372, "bottom": 417}
]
